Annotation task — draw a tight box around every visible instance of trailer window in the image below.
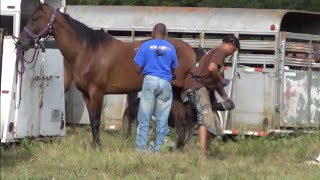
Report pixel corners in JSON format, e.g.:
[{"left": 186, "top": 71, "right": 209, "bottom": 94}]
[
  {"left": 134, "top": 31, "right": 151, "bottom": 38},
  {"left": 284, "top": 38, "right": 320, "bottom": 69},
  {"left": 0, "top": 15, "right": 14, "bottom": 36},
  {"left": 107, "top": 30, "right": 132, "bottom": 36},
  {"left": 168, "top": 32, "right": 200, "bottom": 39}
]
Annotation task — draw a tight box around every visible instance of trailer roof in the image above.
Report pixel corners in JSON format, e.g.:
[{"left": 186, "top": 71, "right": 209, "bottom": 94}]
[{"left": 66, "top": 6, "right": 320, "bottom": 35}]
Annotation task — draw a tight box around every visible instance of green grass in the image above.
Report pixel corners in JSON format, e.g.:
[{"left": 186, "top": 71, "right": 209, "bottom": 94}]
[{"left": 1, "top": 127, "right": 320, "bottom": 180}]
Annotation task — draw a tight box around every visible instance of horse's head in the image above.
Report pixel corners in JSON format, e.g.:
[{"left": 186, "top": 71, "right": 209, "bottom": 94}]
[{"left": 17, "top": 3, "right": 56, "bottom": 51}]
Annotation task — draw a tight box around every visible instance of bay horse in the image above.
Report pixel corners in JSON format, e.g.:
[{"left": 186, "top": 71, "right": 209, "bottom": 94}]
[{"left": 17, "top": 3, "right": 196, "bottom": 148}]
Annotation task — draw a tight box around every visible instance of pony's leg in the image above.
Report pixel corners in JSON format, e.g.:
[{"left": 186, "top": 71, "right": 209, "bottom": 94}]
[
  {"left": 82, "top": 90, "right": 104, "bottom": 147},
  {"left": 170, "top": 87, "right": 187, "bottom": 149},
  {"left": 184, "top": 101, "right": 197, "bottom": 138},
  {"left": 122, "top": 93, "right": 139, "bottom": 137},
  {"left": 171, "top": 100, "right": 187, "bottom": 149}
]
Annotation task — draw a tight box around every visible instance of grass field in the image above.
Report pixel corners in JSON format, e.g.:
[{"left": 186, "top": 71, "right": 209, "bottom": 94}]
[{"left": 1, "top": 126, "right": 320, "bottom": 180}]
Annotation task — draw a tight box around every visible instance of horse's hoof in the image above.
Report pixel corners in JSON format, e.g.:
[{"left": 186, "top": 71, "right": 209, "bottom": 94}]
[
  {"left": 92, "top": 142, "right": 101, "bottom": 149},
  {"left": 176, "top": 142, "right": 185, "bottom": 150}
]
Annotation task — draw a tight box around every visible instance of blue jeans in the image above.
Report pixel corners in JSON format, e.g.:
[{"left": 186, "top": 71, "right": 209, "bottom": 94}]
[{"left": 136, "top": 75, "right": 173, "bottom": 152}]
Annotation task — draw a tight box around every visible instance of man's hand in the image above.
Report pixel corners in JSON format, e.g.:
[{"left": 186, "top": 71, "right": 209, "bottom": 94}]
[
  {"left": 222, "top": 79, "right": 230, "bottom": 87},
  {"left": 221, "top": 99, "right": 235, "bottom": 110}
]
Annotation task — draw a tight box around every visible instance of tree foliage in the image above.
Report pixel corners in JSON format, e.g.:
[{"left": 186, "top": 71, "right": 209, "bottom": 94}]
[{"left": 67, "top": 0, "right": 320, "bottom": 12}]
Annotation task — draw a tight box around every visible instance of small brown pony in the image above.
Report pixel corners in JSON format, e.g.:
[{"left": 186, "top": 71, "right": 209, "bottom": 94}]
[{"left": 17, "top": 3, "right": 196, "bottom": 147}]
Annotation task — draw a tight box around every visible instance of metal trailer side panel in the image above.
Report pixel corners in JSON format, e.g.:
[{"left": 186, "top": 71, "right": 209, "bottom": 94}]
[
  {"left": 66, "top": 6, "right": 320, "bottom": 35},
  {"left": 65, "top": 83, "right": 88, "bottom": 124},
  {"left": 66, "top": 83, "right": 127, "bottom": 128},
  {"left": 66, "top": 6, "right": 285, "bottom": 33},
  {"left": 1, "top": 0, "right": 66, "bottom": 142},
  {"left": 14, "top": 48, "right": 65, "bottom": 138},
  {"left": 282, "top": 69, "right": 320, "bottom": 127},
  {"left": 14, "top": 49, "right": 40, "bottom": 138},
  {"left": 310, "top": 70, "right": 320, "bottom": 126},
  {"left": 102, "top": 94, "right": 127, "bottom": 130},
  {"left": 63, "top": 6, "right": 320, "bottom": 132},
  {"left": 38, "top": 49, "right": 65, "bottom": 136},
  {"left": 221, "top": 67, "right": 275, "bottom": 131},
  {"left": 279, "top": 32, "right": 320, "bottom": 128}
]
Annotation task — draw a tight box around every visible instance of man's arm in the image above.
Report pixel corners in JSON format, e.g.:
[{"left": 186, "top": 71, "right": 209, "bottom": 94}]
[
  {"left": 133, "top": 45, "right": 146, "bottom": 74},
  {"left": 208, "top": 62, "right": 224, "bottom": 86},
  {"left": 215, "top": 85, "right": 229, "bottom": 101},
  {"left": 214, "top": 85, "right": 235, "bottom": 111}
]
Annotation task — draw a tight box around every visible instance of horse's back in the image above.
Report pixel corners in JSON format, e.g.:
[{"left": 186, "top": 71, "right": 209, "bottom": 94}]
[
  {"left": 165, "top": 37, "right": 196, "bottom": 88},
  {"left": 115, "top": 37, "right": 196, "bottom": 89}
]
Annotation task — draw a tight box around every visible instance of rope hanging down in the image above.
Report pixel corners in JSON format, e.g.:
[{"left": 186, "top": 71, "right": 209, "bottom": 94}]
[{"left": 12, "top": 36, "right": 45, "bottom": 107}]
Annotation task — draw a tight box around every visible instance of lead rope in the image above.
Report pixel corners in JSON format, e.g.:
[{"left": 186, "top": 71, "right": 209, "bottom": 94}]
[{"left": 13, "top": 36, "right": 42, "bottom": 108}]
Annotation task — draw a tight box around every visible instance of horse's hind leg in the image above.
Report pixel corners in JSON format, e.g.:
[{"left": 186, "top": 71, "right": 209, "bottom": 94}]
[{"left": 82, "top": 90, "right": 104, "bottom": 147}]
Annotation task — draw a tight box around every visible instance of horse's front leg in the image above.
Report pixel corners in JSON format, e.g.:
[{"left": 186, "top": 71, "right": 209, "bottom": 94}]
[{"left": 82, "top": 90, "right": 104, "bottom": 147}]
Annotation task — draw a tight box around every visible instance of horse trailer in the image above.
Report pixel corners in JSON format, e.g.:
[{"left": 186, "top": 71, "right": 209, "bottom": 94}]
[
  {"left": 64, "top": 6, "right": 320, "bottom": 136},
  {"left": 0, "top": 0, "right": 66, "bottom": 143}
]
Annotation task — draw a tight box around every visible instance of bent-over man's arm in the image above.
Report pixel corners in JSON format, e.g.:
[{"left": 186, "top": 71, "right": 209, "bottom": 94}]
[
  {"left": 208, "top": 63, "right": 224, "bottom": 86},
  {"left": 215, "top": 85, "right": 229, "bottom": 101}
]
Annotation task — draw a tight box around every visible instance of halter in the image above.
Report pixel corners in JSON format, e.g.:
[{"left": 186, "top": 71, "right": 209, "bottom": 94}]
[{"left": 23, "top": 8, "right": 57, "bottom": 42}]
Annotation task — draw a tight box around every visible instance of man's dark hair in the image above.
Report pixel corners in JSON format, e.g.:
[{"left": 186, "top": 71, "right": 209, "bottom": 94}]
[
  {"left": 153, "top": 23, "right": 167, "bottom": 36},
  {"left": 223, "top": 35, "right": 240, "bottom": 49}
]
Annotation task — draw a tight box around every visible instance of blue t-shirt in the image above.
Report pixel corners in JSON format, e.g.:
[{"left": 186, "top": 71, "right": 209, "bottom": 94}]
[{"left": 134, "top": 39, "right": 179, "bottom": 81}]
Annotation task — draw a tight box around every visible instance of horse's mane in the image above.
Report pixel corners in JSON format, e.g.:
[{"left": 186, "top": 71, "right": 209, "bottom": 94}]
[{"left": 63, "top": 13, "right": 113, "bottom": 49}]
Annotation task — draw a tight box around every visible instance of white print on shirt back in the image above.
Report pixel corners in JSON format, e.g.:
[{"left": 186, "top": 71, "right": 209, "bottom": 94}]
[{"left": 149, "top": 45, "right": 171, "bottom": 51}]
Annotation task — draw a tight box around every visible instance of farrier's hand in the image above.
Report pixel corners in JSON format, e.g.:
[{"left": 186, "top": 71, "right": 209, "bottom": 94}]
[
  {"left": 221, "top": 99, "right": 235, "bottom": 110},
  {"left": 222, "top": 78, "right": 230, "bottom": 87}
]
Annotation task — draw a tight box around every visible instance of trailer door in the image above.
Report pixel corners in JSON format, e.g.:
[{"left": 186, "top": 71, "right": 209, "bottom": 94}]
[
  {"left": 0, "top": 14, "right": 19, "bottom": 142},
  {"left": 280, "top": 32, "right": 320, "bottom": 128},
  {"left": 38, "top": 48, "right": 65, "bottom": 136},
  {"left": 15, "top": 45, "right": 65, "bottom": 138}
]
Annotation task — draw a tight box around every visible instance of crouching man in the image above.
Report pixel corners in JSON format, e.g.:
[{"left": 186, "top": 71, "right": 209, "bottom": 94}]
[{"left": 184, "top": 35, "right": 240, "bottom": 157}]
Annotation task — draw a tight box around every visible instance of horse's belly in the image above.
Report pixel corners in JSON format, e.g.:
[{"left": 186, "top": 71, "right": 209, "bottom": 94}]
[{"left": 107, "top": 74, "right": 143, "bottom": 94}]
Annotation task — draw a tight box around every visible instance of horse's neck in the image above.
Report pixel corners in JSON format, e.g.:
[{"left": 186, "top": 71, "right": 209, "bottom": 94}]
[{"left": 51, "top": 12, "right": 83, "bottom": 68}]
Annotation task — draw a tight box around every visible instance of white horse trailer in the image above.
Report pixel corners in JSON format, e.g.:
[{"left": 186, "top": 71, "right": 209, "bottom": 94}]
[
  {"left": 65, "top": 6, "right": 320, "bottom": 136},
  {"left": 0, "top": 0, "right": 66, "bottom": 143}
]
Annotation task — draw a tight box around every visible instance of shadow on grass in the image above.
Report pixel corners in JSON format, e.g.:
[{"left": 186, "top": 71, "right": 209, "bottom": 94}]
[{"left": 0, "top": 139, "right": 37, "bottom": 168}]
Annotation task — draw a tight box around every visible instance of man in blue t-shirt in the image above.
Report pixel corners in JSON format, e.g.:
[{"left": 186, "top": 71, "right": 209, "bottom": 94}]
[{"left": 134, "top": 23, "right": 179, "bottom": 153}]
